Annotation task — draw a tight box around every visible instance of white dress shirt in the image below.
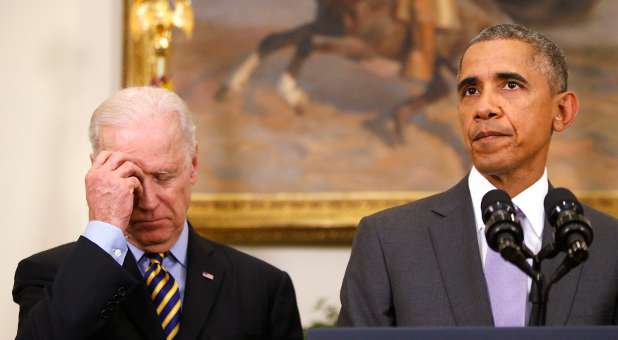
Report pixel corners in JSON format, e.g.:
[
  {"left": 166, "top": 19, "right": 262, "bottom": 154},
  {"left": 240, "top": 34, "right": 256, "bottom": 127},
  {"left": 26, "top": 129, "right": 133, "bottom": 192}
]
[{"left": 468, "top": 166, "right": 547, "bottom": 291}]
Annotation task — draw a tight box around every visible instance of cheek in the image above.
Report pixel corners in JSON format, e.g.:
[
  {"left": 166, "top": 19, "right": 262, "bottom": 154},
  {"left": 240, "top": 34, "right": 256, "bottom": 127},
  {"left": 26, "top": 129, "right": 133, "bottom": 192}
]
[
  {"left": 522, "top": 102, "right": 554, "bottom": 134},
  {"left": 157, "top": 189, "right": 177, "bottom": 210},
  {"left": 170, "top": 181, "right": 193, "bottom": 209},
  {"left": 511, "top": 116, "right": 551, "bottom": 152}
]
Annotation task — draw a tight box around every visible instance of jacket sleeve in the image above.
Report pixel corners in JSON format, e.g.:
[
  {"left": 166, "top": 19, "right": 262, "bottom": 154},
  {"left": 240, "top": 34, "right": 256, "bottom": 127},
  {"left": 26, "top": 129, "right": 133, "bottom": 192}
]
[
  {"left": 337, "top": 216, "right": 395, "bottom": 326},
  {"left": 13, "top": 237, "right": 139, "bottom": 340},
  {"left": 269, "top": 271, "right": 303, "bottom": 340}
]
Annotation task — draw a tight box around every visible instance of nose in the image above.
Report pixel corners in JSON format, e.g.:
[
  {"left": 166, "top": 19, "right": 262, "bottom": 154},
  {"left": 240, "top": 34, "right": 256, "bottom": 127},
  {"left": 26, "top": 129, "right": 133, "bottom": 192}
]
[
  {"left": 135, "top": 180, "right": 159, "bottom": 211},
  {"left": 474, "top": 90, "right": 501, "bottom": 121}
]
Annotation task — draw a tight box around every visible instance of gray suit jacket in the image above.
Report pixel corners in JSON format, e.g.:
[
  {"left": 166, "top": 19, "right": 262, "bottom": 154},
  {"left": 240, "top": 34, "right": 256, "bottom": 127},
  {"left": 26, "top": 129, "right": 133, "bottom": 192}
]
[{"left": 338, "top": 176, "right": 618, "bottom": 326}]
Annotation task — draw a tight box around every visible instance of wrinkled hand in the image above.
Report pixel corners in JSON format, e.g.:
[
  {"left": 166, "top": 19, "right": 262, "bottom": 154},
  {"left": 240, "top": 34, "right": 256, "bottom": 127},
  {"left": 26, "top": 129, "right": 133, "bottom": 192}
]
[{"left": 85, "top": 151, "right": 145, "bottom": 231}]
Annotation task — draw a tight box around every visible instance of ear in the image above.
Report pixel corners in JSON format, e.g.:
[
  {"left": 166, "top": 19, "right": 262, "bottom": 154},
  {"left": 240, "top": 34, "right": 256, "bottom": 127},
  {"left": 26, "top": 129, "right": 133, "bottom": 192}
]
[
  {"left": 552, "top": 91, "right": 579, "bottom": 132},
  {"left": 190, "top": 144, "right": 199, "bottom": 185}
]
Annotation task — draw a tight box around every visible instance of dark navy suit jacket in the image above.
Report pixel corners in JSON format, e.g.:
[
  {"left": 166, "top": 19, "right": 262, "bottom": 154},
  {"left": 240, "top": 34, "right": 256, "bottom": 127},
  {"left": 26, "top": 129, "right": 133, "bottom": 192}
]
[{"left": 13, "top": 225, "right": 303, "bottom": 340}]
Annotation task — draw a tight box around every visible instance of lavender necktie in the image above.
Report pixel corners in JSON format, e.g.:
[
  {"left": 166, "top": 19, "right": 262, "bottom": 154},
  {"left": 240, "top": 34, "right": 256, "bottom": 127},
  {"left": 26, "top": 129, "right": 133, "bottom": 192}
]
[{"left": 484, "top": 206, "right": 529, "bottom": 327}]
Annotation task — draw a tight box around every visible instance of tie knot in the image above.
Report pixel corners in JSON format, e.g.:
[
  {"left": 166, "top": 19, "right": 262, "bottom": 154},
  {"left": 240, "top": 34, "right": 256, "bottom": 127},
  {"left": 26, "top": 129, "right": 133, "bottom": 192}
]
[
  {"left": 146, "top": 252, "right": 166, "bottom": 264},
  {"left": 514, "top": 205, "right": 527, "bottom": 220}
]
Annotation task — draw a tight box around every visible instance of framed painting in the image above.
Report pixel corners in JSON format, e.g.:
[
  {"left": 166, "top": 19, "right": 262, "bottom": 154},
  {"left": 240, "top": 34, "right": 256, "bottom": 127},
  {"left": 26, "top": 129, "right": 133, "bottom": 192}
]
[{"left": 124, "top": 0, "right": 618, "bottom": 244}]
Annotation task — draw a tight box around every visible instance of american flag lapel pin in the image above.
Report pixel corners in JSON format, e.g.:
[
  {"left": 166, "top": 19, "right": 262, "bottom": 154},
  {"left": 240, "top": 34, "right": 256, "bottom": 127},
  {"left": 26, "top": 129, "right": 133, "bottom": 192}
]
[{"left": 202, "top": 272, "right": 215, "bottom": 280}]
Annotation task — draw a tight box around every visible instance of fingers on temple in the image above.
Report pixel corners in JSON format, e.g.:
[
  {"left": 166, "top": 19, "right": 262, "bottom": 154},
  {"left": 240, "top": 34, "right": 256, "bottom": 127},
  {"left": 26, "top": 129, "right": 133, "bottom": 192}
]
[
  {"left": 92, "top": 150, "right": 113, "bottom": 168},
  {"left": 103, "top": 152, "right": 136, "bottom": 172},
  {"left": 126, "top": 176, "right": 144, "bottom": 197},
  {"left": 115, "top": 160, "right": 145, "bottom": 183}
]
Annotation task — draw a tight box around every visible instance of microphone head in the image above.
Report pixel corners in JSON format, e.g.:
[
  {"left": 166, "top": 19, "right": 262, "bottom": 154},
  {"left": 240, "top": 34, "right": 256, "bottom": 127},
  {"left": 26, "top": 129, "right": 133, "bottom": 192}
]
[
  {"left": 544, "top": 187, "right": 593, "bottom": 261},
  {"left": 544, "top": 187, "right": 583, "bottom": 225},
  {"left": 481, "top": 189, "right": 523, "bottom": 252},
  {"left": 481, "top": 189, "right": 512, "bottom": 224}
]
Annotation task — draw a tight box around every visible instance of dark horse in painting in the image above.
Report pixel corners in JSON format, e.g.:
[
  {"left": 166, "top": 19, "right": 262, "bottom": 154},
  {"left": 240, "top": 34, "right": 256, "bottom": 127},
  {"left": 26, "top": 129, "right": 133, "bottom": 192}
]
[{"left": 215, "top": 0, "right": 509, "bottom": 150}]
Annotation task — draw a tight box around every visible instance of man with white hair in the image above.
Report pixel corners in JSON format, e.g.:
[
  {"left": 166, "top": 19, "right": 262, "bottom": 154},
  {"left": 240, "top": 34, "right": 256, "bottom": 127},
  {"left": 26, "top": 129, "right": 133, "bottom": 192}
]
[{"left": 13, "top": 87, "right": 303, "bottom": 340}]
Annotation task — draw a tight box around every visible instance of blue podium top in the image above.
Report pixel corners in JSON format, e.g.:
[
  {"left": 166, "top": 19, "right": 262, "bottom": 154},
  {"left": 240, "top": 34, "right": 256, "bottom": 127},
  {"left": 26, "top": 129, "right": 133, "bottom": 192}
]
[{"left": 308, "top": 326, "right": 618, "bottom": 340}]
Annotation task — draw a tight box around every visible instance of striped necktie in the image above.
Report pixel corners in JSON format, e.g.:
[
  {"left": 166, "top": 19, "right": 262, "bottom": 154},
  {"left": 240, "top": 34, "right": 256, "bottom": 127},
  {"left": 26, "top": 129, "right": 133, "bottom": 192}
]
[{"left": 145, "top": 252, "right": 181, "bottom": 340}]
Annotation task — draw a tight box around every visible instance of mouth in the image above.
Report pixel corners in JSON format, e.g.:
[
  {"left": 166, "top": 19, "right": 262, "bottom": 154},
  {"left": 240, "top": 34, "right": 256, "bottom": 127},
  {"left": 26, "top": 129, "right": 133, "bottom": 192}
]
[
  {"left": 472, "top": 129, "right": 511, "bottom": 142},
  {"left": 131, "top": 218, "right": 171, "bottom": 227}
]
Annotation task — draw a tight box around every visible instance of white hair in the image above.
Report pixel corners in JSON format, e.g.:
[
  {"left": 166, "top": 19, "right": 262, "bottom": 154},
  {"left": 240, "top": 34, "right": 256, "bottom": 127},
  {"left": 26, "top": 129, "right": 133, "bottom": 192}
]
[{"left": 89, "top": 86, "right": 196, "bottom": 157}]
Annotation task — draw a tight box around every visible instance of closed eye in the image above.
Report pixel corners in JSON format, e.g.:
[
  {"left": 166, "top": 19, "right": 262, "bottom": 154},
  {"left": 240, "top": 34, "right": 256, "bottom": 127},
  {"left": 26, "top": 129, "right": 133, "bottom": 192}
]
[{"left": 154, "top": 171, "right": 177, "bottom": 183}]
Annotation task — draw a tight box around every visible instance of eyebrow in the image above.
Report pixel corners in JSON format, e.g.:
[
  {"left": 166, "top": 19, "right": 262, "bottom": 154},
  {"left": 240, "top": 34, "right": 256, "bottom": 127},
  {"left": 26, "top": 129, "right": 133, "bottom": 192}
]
[
  {"left": 496, "top": 72, "right": 529, "bottom": 85},
  {"left": 457, "top": 72, "right": 530, "bottom": 93},
  {"left": 457, "top": 77, "right": 478, "bottom": 93},
  {"left": 150, "top": 168, "right": 179, "bottom": 177}
]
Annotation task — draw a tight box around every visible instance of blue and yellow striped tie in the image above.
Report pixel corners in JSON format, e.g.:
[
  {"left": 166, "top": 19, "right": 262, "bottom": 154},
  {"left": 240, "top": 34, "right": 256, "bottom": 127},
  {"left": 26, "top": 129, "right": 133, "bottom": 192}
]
[{"left": 145, "top": 252, "right": 181, "bottom": 340}]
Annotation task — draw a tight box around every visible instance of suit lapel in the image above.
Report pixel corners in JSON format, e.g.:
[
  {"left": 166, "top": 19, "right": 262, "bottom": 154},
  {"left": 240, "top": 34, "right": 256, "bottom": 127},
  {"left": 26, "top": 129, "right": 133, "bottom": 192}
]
[
  {"left": 177, "top": 226, "right": 226, "bottom": 340},
  {"left": 121, "top": 249, "right": 166, "bottom": 340},
  {"left": 540, "top": 220, "right": 583, "bottom": 325},
  {"left": 427, "top": 177, "right": 494, "bottom": 326}
]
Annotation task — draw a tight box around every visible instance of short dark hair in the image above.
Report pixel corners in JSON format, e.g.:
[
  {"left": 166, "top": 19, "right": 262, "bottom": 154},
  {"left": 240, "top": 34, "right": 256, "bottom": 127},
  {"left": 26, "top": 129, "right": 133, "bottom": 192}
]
[{"left": 460, "top": 24, "right": 568, "bottom": 94}]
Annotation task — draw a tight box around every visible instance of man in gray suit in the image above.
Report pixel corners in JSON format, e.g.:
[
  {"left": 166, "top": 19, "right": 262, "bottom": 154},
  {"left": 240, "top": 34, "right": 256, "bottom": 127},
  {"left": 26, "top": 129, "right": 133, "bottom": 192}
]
[{"left": 338, "top": 24, "right": 618, "bottom": 326}]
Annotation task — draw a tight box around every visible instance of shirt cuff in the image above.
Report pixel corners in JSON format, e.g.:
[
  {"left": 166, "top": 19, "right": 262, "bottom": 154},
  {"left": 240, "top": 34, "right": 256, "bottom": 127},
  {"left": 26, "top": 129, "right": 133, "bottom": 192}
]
[{"left": 82, "top": 221, "right": 128, "bottom": 266}]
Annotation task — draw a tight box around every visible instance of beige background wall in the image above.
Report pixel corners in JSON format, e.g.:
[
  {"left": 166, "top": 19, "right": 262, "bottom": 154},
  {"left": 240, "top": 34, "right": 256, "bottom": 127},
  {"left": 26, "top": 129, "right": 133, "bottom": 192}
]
[
  {"left": 1, "top": 0, "right": 123, "bottom": 336},
  {"left": 0, "top": 1, "right": 349, "bottom": 337}
]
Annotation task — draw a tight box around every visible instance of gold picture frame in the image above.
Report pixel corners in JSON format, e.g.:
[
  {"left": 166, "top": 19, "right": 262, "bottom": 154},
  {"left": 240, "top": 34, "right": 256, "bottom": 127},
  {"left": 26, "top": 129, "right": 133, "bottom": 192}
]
[
  {"left": 184, "top": 191, "right": 618, "bottom": 245},
  {"left": 123, "top": 0, "right": 618, "bottom": 245}
]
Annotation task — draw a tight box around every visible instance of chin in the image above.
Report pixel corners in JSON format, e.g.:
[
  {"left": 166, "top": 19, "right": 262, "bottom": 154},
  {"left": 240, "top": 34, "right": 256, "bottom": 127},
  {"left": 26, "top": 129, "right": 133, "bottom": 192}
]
[
  {"left": 134, "top": 233, "right": 177, "bottom": 252},
  {"left": 472, "top": 155, "right": 513, "bottom": 176},
  {"left": 128, "top": 222, "right": 182, "bottom": 251}
]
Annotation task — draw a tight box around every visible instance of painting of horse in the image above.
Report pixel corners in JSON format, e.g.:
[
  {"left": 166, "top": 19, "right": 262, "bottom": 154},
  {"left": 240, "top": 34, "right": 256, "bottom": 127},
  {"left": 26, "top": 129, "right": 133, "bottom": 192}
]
[{"left": 166, "top": 0, "right": 617, "bottom": 193}]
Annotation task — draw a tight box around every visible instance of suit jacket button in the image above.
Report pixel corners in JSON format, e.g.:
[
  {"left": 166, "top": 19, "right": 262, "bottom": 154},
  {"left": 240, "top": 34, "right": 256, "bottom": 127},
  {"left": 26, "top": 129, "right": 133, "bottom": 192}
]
[
  {"left": 99, "top": 308, "right": 111, "bottom": 319},
  {"left": 117, "top": 286, "right": 127, "bottom": 297}
]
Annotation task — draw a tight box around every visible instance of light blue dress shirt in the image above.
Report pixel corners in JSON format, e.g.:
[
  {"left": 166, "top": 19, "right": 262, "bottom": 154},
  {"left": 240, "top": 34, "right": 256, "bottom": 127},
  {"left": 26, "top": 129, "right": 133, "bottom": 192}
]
[{"left": 83, "top": 220, "right": 188, "bottom": 300}]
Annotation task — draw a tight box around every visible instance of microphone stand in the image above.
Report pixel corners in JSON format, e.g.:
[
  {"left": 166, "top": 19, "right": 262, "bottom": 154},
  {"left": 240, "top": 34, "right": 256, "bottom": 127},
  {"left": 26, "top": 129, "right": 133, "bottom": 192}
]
[
  {"left": 527, "top": 245, "right": 550, "bottom": 326},
  {"left": 503, "top": 242, "right": 583, "bottom": 326}
]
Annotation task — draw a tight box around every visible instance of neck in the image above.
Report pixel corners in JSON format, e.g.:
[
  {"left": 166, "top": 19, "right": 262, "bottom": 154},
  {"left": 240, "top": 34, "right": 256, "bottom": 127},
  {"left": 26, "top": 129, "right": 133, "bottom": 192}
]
[{"left": 483, "top": 166, "right": 545, "bottom": 198}]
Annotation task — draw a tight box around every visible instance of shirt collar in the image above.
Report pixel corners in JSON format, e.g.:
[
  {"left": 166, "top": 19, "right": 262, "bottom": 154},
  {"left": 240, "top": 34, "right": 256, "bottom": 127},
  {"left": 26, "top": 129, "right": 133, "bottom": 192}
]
[
  {"left": 128, "top": 220, "right": 189, "bottom": 267},
  {"left": 468, "top": 166, "right": 547, "bottom": 239}
]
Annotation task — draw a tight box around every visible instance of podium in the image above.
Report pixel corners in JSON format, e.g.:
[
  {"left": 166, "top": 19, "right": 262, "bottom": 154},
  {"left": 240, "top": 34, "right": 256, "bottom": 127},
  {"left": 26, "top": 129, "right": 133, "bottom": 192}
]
[{"left": 308, "top": 327, "right": 618, "bottom": 340}]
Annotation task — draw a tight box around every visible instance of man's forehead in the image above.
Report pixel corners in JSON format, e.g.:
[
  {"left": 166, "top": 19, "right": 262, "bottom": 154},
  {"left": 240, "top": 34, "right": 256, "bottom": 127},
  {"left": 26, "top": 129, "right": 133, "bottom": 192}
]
[
  {"left": 100, "top": 114, "right": 182, "bottom": 142},
  {"left": 459, "top": 39, "right": 537, "bottom": 79},
  {"left": 98, "top": 124, "right": 186, "bottom": 170}
]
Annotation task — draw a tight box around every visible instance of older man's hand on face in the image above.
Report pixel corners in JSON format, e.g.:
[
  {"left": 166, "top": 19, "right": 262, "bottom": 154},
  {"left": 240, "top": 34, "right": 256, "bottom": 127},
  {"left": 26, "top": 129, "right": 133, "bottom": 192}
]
[{"left": 85, "top": 150, "right": 146, "bottom": 231}]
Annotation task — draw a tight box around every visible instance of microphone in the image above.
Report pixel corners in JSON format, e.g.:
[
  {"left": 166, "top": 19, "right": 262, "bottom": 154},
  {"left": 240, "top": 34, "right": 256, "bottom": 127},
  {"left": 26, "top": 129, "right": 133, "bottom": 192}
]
[
  {"left": 482, "top": 189, "right": 532, "bottom": 276},
  {"left": 544, "top": 188, "right": 593, "bottom": 264},
  {"left": 482, "top": 189, "right": 523, "bottom": 253}
]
